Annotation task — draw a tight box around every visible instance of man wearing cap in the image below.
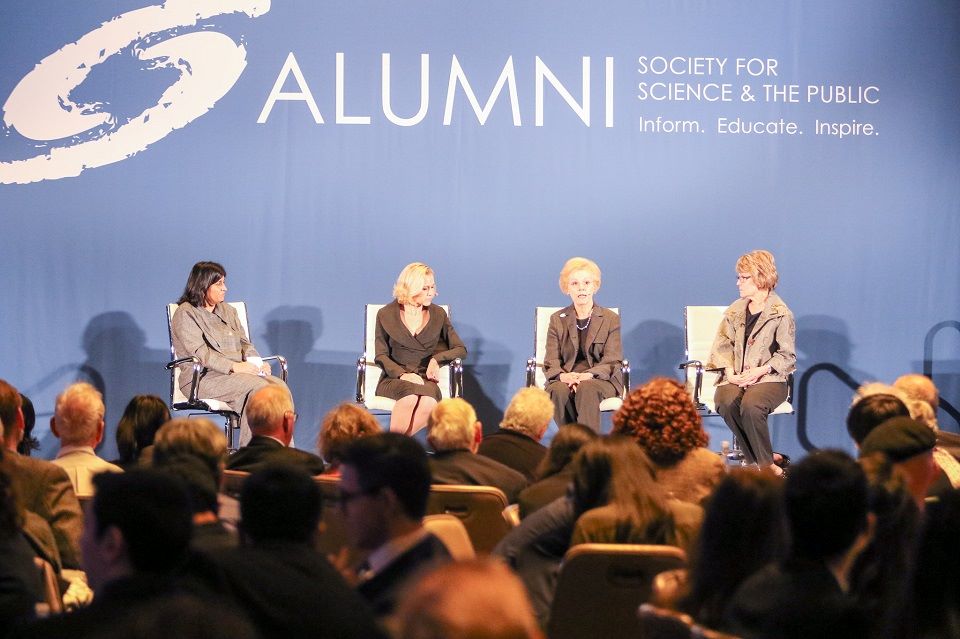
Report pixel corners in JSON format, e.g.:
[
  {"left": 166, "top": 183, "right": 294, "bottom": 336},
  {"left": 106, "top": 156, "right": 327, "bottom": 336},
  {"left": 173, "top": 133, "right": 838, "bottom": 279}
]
[{"left": 860, "top": 416, "right": 939, "bottom": 509}]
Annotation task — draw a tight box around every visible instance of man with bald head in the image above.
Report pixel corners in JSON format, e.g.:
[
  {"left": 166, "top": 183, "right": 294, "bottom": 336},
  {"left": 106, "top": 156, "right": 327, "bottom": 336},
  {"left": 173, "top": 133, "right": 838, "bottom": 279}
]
[
  {"left": 51, "top": 382, "right": 123, "bottom": 496},
  {"left": 225, "top": 385, "right": 325, "bottom": 474}
]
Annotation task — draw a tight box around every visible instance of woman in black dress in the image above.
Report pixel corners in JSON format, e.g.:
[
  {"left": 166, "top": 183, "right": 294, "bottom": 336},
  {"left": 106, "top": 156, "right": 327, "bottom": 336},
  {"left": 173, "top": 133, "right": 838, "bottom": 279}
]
[{"left": 375, "top": 262, "right": 466, "bottom": 435}]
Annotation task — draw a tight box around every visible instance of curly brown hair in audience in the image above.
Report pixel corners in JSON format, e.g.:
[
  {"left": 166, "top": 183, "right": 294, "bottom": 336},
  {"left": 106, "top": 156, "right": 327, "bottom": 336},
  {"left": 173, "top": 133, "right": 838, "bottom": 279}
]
[
  {"left": 317, "top": 403, "right": 381, "bottom": 470},
  {"left": 612, "top": 377, "right": 707, "bottom": 466}
]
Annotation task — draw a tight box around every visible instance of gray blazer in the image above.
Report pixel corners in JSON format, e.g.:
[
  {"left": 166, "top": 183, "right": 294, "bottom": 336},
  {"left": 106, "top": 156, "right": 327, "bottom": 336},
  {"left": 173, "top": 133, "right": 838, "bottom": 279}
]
[
  {"left": 172, "top": 302, "right": 260, "bottom": 381},
  {"left": 543, "top": 304, "right": 624, "bottom": 395},
  {"left": 707, "top": 292, "right": 796, "bottom": 387}
]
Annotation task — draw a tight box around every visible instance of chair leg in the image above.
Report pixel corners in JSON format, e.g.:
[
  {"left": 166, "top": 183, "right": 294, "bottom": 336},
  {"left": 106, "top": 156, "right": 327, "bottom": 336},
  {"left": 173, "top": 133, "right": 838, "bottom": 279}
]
[{"left": 225, "top": 414, "right": 239, "bottom": 452}]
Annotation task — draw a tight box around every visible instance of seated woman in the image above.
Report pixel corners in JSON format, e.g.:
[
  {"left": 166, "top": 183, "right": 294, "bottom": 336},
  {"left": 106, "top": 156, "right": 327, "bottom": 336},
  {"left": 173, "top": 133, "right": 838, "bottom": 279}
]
[
  {"left": 570, "top": 436, "right": 703, "bottom": 552},
  {"left": 171, "top": 261, "right": 288, "bottom": 446},
  {"left": 374, "top": 262, "right": 466, "bottom": 435},
  {"left": 115, "top": 394, "right": 170, "bottom": 468},
  {"left": 708, "top": 249, "right": 795, "bottom": 475},
  {"left": 316, "top": 403, "right": 381, "bottom": 475},
  {"left": 612, "top": 377, "right": 724, "bottom": 505},
  {"left": 517, "top": 423, "right": 597, "bottom": 518},
  {"left": 543, "top": 257, "right": 623, "bottom": 433}
]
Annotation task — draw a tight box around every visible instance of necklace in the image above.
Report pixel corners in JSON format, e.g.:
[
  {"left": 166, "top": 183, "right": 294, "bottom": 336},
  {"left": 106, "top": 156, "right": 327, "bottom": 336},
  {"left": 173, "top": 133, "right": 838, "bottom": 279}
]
[{"left": 575, "top": 315, "right": 592, "bottom": 331}]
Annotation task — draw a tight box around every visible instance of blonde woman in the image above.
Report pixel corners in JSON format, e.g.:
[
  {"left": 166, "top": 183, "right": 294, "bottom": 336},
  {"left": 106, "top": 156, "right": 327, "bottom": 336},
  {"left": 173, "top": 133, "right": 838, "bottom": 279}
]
[
  {"left": 707, "top": 250, "right": 795, "bottom": 475},
  {"left": 375, "top": 263, "right": 467, "bottom": 435},
  {"left": 543, "top": 257, "right": 623, "bottom": 432}
]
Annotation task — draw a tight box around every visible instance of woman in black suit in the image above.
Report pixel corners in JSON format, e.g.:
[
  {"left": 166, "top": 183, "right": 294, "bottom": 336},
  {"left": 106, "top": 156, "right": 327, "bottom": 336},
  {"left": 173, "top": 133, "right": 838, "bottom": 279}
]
[
  {"left": 543, "top": 257, "right": 623, "bottom": 432},
  {"left": 375, "top": 262, "right": 467, "bottom": 435}
]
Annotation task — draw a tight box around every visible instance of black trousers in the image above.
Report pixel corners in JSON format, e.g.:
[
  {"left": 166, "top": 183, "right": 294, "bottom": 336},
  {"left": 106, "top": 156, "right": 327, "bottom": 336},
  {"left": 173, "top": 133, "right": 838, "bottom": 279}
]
[{"left": 714, "top": 382, "right": 787, "bottom": 466}]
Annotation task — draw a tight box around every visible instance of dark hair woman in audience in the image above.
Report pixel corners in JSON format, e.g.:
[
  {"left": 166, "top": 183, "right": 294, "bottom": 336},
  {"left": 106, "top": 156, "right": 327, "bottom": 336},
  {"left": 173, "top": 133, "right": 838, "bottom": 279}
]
[
  {"left": 171, "top": 261, "right": 289, "bottom": 444},
  {"left": 668, "top": 470, "right": 787, "bottom": 629},
  {"left": 374, "top": 262, "right": 467, "bottom": 435},
  {"left": 115, "top": 394, "right": 171, "bottom": 467},
  {"left": 517, "top": 423, "right": 597, "bottom": 519},
  {"left": 15, "top": 394, "right": 39, "bottom": 456},
  {"left": 613, "top": 377, "right": 724, "bottom": 505},
  {"left": 707, "top": 249, "right": 795, "bottom": 476},
  {"left": 570, "top": 436, "right": 703, "bottom": 551}
]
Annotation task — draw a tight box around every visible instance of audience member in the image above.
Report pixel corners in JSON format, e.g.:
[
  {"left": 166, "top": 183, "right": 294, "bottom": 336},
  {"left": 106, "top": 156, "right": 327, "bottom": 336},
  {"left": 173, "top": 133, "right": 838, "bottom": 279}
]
[
  {"left": 396, "top": 558, "right": 544, "bottom": 639},
  {"left": 846, "top": 393, "right": 910, "bottom": 446},
  {"left": 517, "top": 423, "right": 596, "bottom": 518},
  {"left": 860, "top": 417, "right": 938, "bottom": 509},
  {"left": 674, "top": 470, "right": 787, "bottom": 630},
  {"left": 570, "top": 436, "right": 703, "bottom": 550},
  {"left": 912, "top": 490, "right": 960, "bottom": 639},
  {"left": 724, "top": 450, "right": 871, "bottom": 639},
  {"left": 15, "top": 394, "right": 38, "bottom": 457},
  {"left": 893, "top": 373, "right": 939, "bottom": 411},
  {"left": 226, "top": 385, "right": 325, "bottom": 474},
  {"left": 0, "top": 379, "right": 83, "bottom": 569},
  {"left": 0, "top": 452, "right": 44, "bottom": 631},
  {"left": 114, "top": 394, "right": 170, "bottom": 468},
  {"left": 612, "top": 377, "right": 724, "bottom": 505},
  {"left": 317, "top": 403, "right": 381, "bottom": 475},
  {"left": 338, "top": 433, "right": 451, "bottom": 617},
  {"left": 427, "top": 398, "right": 527, "bottom": 503},
  {"left": 191, "top": 465, "right": 386, "bottom": 639},
  {"left": 50, "top": 383, "right": 123, "bottom": 496},
  {"left": 12, "top": 470, "right": 209, "bottom": 637},
  {"left": 478, "top": 387, "right": 552, "bottom": 481},
  {"left": 153, "top": 418, "right": 236, "bottom": 552}
]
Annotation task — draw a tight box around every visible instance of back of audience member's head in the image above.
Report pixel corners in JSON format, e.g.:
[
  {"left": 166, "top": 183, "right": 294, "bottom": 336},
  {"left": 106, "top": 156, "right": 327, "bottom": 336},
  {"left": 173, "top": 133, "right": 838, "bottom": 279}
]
[
  {"left": 153, "top": 418, "right": 227, "bottom": 479},
  {"left": 860, "top": 416, "right": 937, "bottom": 507},
  {"left": 116, "top": 395, "right": 170, "bottom": 466},
  {"left": 893, "top": 373, "right": 939, "bottom": 410},
  {"left": 396, "top": 558, "right": 544, "bottom": 639},
  {"left": 154, "top": 454, "right": 220, "bottom": 515},
  {"left": 785, "top": 450, "right": 869, "bottom": 561},
  {"left": 240, "top": 464, "right": 321, "bottom": 545},
  {"left": 846, "top": 393, "right": 910, "bottom": 445},
  {"left": 853, "top": 382, "right": 910, "bottom": 405},
  {"left": 681, "top": 470, "right": 787, "bottom": 628},
  {"left": 245, "top": 385, "right": 294, "bottom": 435},
  {"left": 317, "top": 403, "right": 381, "bottom": 467},
  {"left": 907, "top": 399, "right": 938, "bottom": 431},
  {"left": 53, "top": 382, "right": 105, "bottom": 447},
  {"left": 571, "top": 436, "right": 671, "bottom": 541},
  {"left": 0, "top": 379, "right": 22, "bottom": 445},
  {"left": 91, "top": 469, "right": 193, "bottom": 575},
  {"left": 341, "top": 433, "right": 431, "bottom": 521},
  {"left": 16, "top": 393, "right": 39, "bottom": 456},
  {"left": 612, "top": 377, "right": 707, "bottom": 466},
  {"left": 0, "top": 455, "right": 22, "bottom": 538},
  {"left": 534, "top": 423, "right": 597, "bottom": 480},
  {"left": 500, "top": 387, "right": 553, "bottom": 442},
  {"left": 88, "top": 594, "right": 260, "bottom": 639},
  {"left": 427, "top": 398, "right": 478, "bottom": 452}
]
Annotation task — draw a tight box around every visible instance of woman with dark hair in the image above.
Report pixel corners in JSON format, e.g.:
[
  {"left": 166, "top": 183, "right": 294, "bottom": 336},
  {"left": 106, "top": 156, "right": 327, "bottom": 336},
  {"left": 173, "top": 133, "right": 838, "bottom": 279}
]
[
  {"left": 171, "top": 261, "right": 289, "bottom": 445},
  {"left": 517, "top": 423, "right": 597, "bottom": 518},
  {"left": 708, "top": 249, "right": 795, "bottom": 475},
  {"left": 570, "top": 436, "right": 703, "bottom": 551},
  {"left": 15, "top": 394, "right": 39, "bottom": 456},
  {"left": 672, "top": 470, "right": 787, "bottom": 629},
  {"left": 613, "top": 377, "right": 724, "bottom": 505},
  {"left": 115, "top": 395, "right": 171, "bottom": 467}
]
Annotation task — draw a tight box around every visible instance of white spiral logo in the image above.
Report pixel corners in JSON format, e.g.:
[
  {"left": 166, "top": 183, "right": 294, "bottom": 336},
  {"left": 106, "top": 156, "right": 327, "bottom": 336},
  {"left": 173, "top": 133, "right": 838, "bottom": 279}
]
[{"left": 0, "top": 0, "right": 270, "bottom": 185}]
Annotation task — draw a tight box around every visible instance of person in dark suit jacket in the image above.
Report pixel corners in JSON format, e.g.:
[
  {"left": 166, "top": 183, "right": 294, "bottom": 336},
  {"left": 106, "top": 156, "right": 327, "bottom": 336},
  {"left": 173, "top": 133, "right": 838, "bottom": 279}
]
[
  {"left": 226, "top": 385, "right": 326, "bottom": 475},
  {"left": 336, "top": 434, "right": 451, "bottom": 617},
  {"left": 478, "top": 387, "right": 551, "bottom": 482},
  {"left": 0, "top": 380, "right": 83, "bottom": 570},
  {"left": 374, "top": 262, "right": 467, "bottom": 435},
  {"left": 427, "top": 399, "right": 527, "bottom": 503},
  {"left": 544, "top": 258, "right": 623, "bottom": 433},
  {"left": 191, "top": 465, "right": 386, "bottom": 639}
]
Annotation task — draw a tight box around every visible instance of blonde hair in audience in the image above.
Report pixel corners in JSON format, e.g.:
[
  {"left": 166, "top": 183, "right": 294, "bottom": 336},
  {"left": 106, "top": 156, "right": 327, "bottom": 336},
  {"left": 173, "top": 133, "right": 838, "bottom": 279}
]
[
  {"left": 396, "top": 558, "right": 543, "bottom": 639},
  {"left": 894, "top": 373, "right": 939, "bottom": 410},
  {"left": 427, "top": 398, "right": 477, "bottom": 451},
  {"left": 54, "top": 382, "right": 105, "bottom": 446},
  {"left": 852, "top": 382, "right": 910, "bottom": 407},
  {"left": 317, "top": 403, "right": 381, "bottom": 464},
  {"left": 393, "top": 262, "right": 434, "bottom": 305},
  {"left": 501, "top": 387, "right": 553, "bottom": 439},
  {"left": 558, "top": 257, "right": 601, "bottom": 294},
  {"left": 245, "top": 385, "right": 294, "bottom": 432},
  {"left": 735, "top": 250, "right": 779, "bottom": 290},
  {"left": 154, "top": 418, "right": 227, "bottom": 470}
]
